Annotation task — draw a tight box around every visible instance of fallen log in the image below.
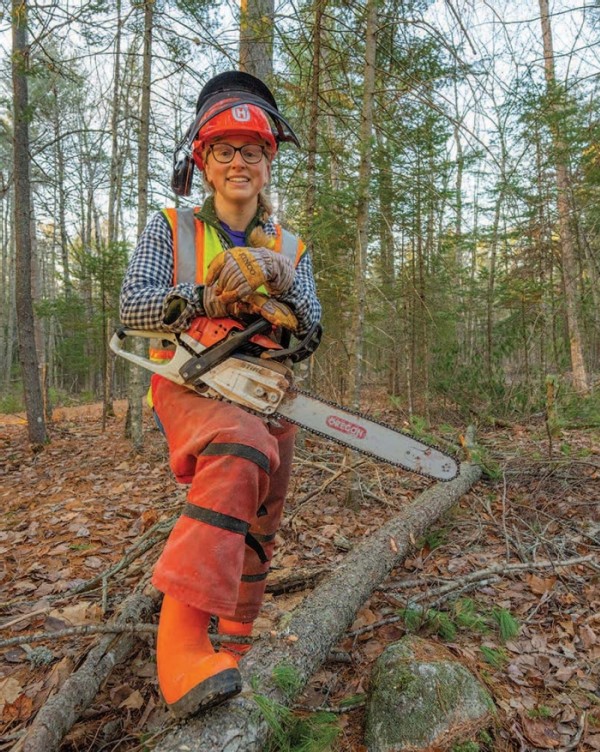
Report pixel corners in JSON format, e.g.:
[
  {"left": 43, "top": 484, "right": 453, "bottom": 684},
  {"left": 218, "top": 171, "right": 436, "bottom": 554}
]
[
  {"left": 20, "top": 587, "right": 161, "bottom": 752},
  {"left": 154, "top": 455, "right": 482, "bottom": 752}
]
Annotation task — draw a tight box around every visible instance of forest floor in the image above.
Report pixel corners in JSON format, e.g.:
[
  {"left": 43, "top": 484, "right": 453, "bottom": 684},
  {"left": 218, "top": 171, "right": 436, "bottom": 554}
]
[{"left": 0, "top": 397, "right": 599, "bottom": 752}]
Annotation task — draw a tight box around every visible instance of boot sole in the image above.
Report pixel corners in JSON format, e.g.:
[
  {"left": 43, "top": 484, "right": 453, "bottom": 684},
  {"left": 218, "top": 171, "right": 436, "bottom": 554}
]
[{"left": 166, "top": 667, "right": 242, "bottom": 719}]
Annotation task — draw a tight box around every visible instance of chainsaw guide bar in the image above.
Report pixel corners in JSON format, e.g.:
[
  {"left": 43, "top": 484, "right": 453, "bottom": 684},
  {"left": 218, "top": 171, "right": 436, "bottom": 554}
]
[{"left": 110, "top": 324, "right": 460, "bottom": 482}]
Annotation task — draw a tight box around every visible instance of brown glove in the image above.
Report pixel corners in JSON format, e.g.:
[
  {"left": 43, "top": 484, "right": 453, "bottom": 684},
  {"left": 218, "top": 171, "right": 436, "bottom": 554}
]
[
  {"left": 202, "top": 284, "right": 240, "bottom": 319},
  {"left": 241, "top": 293, "right": 298, "bottom": 331},
  {"left": 205, "top": 247, "right": 295, "bottom": 303}
]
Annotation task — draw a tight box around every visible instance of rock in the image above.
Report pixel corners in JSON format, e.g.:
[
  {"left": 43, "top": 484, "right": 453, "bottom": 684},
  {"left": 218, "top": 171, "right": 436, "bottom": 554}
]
[{"left": 365, "top": 636, "right": 494, "bottom": 751}]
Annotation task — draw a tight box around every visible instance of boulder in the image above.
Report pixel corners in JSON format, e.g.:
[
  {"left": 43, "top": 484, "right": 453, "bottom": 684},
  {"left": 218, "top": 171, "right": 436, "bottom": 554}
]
[{"left": 365, "top": 636, "right": 494, "bottom": 751}]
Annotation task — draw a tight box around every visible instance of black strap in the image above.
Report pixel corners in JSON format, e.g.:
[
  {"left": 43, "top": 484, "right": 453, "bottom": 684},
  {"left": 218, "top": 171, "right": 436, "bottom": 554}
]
[
  {"left": 201, "top": 443, "right": 270, "bottom": 475},
  {"left": 244, "top": 533, "right": 269, "bottom": 564},
  {"left": 182, "top": 504, "right": 270, "bottom": 563},
  {"left": 182, "top": 503, "right": 249, "bottom": 535},
  {"left": 249, "top": 530, "right": 276, "bottom": 543},
  {"left": 241, "top": 571, "right": 268, "bottom": 583}
]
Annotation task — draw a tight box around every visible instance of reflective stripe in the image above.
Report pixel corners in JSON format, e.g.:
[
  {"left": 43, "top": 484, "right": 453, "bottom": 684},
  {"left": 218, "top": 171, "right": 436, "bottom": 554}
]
[
  {"left": 165, "top": 208, "right": 306, "bottom": 285},
  {"left": 174, "top": 208, "right": 198, "bottom": 285},
  {"left": 182, "top": 502, "right": 249, "bottom": 535},
  {"left": 201, "top": 442, "right": 270, "bottom": 475}
]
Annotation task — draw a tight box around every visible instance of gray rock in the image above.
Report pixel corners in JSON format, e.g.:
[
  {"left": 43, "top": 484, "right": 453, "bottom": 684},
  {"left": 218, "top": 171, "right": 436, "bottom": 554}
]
[{"left": 365, "top": 636, "right": 494, "bottom": 751}]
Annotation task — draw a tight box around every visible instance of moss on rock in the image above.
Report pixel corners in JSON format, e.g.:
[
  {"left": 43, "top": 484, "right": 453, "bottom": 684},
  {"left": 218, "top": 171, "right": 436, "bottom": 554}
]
[{"left": 365, "top": 636, "right": 494, "bottom": 752}]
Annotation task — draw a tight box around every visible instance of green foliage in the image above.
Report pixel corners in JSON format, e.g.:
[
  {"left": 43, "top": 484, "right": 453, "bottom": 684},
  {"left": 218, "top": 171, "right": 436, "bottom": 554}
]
[
  {"left": 491, "top": 609, "right": 520, "bottom": 641},
  {"left": 451, "top": 742, "right": 480, "bottom": 752},
  {"left": 272, "top": 664, "right": 305, "bottom": 700},
  {"left": 0, "top": 391, "right": 24, "bottom": 414},
  {"left": 417, "top": 528, "right": 448, "bottom": 551},
  {"left": 399, "top": 607, "right": 457, "bottom": 641},
  {"left": 253, "top": 694, "right": 340, "bottom": 752},
  {"left": 453, "top": 599, "right": 490, "bottom": 634},
  {"left": 479, "top": 646, "right": 509, "bottom": 669},
  {"left": 399, "top": 599, "right": 520, "bottom": 646},
  {"left": 527, "top": 705, "right": 553, "bottom": 719}
]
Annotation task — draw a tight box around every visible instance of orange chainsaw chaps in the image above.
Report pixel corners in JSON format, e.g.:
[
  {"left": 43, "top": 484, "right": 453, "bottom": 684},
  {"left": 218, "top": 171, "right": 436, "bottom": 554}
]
[
  {"left": 186, "top": 315, "right": 283, "bottom": 351},
  {"left": 150, "top": 376, "right": 296, "bottom": 620}
]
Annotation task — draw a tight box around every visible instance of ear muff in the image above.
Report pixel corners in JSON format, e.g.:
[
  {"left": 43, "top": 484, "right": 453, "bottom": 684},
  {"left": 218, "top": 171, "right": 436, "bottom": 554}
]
[{"left": 171, "top": 148, "right": 195, "bottom": 197}]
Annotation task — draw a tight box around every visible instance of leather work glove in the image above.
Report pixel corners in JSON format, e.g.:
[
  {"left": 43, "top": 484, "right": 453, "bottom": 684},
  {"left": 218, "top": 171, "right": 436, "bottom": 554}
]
[
  {"left": 205, "top": 247, "right": 295, "bottom": 303},
  {"left": 241, "top": 292, "right": 298, "bottom": 331},
  {"left": 202, "top": 284, "right": 240, "bottom": 319}
]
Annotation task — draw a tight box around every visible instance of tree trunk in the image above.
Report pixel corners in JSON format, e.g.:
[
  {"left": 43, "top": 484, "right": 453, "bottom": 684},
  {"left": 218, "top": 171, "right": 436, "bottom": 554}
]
[
  {"left": 305, "top": 0, "right": 324, "bottom": 236},
  {"left": 347, "top": 0, "right": 377, "bottom": 408},
  {"left": 239, "top": 0, "right": 274, "bottom": 83},
  {"left": 11, "top": 0, "right": 48, "bottom": 446},
  {"left": 155, "top": 457, "right": 481, "bottom": 752},
  {"left": 538, "top": 0, "right": 589, "bottom": 395},
  {"left": 127, "top": 0, "right": 154, "bottom": 451}
]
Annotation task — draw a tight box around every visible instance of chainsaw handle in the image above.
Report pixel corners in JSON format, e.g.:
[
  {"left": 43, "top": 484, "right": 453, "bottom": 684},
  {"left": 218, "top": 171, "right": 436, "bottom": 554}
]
[{"left": 109, "top": 318, "right": 273, "bottom": 385}]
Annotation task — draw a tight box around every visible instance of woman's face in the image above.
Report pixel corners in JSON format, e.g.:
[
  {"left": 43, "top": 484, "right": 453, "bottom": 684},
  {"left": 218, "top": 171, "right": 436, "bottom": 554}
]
[{"left": 203, "top": 136, "right": 271, "bottom": 207}]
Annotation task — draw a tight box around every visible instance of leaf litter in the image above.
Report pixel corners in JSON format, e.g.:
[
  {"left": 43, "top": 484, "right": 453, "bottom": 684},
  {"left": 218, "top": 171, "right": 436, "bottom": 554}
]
[{"left": 0, "top": 402, "right": 598, "bottom": 750}]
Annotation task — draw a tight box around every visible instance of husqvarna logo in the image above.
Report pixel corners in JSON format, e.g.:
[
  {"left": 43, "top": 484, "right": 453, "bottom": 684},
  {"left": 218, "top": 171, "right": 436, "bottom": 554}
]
[
  {"left": 232, "top": 105, "right": 251, "bottom": 122},
  {"left": 326, "top": 415, "right": 367, "bottom": 440}
]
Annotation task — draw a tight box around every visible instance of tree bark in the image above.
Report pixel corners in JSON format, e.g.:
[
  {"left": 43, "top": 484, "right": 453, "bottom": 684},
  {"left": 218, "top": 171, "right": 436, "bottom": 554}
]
[
  {"left": 20, "top": 589, "right": 160, "bottom": 752},
  {"left": 538, "top": 0, "right": 589, "bottom": 395},
  {"left": 127, "top": 0, "right": 154, "bottom": 451},
  {"left": 239, "top": 0, "right": 274, "bottom": 83},
  {"left": 155, "top": 456, "right": 480, "bottom": 752},
  {"left": 347, "top": 0, "right": 377, "bottom": 408},
  {"left": 11, "top": 0, "right": 48, "bottom": 446}
]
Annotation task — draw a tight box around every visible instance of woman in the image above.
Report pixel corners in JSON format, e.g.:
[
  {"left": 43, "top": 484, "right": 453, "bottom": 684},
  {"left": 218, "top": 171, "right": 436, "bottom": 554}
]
[{"left": 119, "top": 71, "right": 321, "bottom": 719}]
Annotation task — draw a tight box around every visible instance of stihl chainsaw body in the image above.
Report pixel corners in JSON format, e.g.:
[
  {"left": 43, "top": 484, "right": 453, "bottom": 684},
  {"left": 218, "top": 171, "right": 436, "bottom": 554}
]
[{"left": 110, "top": 318, "right": 459, "bottom": 482}]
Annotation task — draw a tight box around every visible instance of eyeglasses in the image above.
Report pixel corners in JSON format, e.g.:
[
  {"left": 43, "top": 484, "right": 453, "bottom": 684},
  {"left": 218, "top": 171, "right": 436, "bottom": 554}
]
[{"left": 208, "top": 143, "right": 266, "bottom": 164}]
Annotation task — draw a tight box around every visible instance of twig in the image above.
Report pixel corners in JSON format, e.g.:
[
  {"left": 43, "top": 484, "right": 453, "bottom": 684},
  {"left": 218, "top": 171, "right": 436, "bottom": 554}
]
[
  {"left": 381, "top": 554, "right": 596, "bottom": 594},
  {"left": 0, "top": 515, "right": 176, "bottom": 612},
  {"left": 291, "top": 701, "right": 365, "bottom": 714},
  {"left": 0, "top": 624, "right": 256, "bottom": 650},
  {"left": 563, "top": 712, "right": 586, "bottom": 752},
  {"left": 286, "top": 458, "right": 366, "bottom": 522}
]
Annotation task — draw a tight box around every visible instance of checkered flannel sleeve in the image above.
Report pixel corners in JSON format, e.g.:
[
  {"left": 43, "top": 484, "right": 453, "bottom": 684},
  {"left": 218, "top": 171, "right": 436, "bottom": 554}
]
[
  {"left": 120, "top": 211, "right": 322, "bottom": 337},
  {"left": 120, "top": 212, "right": 202, "bottom": 332}
]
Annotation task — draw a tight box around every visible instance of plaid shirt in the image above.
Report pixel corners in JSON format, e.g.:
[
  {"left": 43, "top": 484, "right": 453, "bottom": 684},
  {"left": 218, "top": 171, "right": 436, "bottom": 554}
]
[{"left": 120, "top": 199, "right": 321, "bottom": 338}]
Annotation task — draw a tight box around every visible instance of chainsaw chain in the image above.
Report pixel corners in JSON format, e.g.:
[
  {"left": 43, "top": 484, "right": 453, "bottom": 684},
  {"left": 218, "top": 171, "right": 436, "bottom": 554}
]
[
  {"left": 275, "top": 386, "right": 460, "bottom": 482},
  {"left": 194, "top": 383, "right": 459, "bottom": 482}
]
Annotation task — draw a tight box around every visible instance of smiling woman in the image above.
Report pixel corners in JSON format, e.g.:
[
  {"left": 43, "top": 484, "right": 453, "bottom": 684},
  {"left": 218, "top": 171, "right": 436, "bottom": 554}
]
[{"left": 117, "top": 70, "right": 321, "bottom": 720}]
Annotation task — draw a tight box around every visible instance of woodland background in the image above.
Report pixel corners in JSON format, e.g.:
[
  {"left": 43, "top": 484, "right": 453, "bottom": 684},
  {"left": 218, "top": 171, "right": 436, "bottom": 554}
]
[
  {"left": 2, "top": 0, "right": 600, "bottom": 439},
  {"left": 1, "top": 3, "right": 600, "bottom": 751}
]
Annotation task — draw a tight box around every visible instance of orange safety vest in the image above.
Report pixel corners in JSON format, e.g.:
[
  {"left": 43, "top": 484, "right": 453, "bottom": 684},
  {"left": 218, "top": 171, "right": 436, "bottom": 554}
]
[{"left": 148, "top": 208, "right": 306, "bottom": 391}]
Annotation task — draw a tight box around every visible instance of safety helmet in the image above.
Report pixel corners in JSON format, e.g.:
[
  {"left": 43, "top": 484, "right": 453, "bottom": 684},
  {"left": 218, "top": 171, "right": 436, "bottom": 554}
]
[
  {"left": 171, "top": 70, "right": 300, "bottom": 197},
  {"left": 192, "top": 99, "right": 277, "bottom": 170}
]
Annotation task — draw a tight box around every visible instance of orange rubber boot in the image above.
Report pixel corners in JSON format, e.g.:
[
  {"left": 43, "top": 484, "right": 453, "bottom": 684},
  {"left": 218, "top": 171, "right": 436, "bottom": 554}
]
[
  {"left": 218, "top": 618, "right": 254, "bottom": 662},
  {"left": 157, "top": 595, "right": 242, "bottom": 718}
]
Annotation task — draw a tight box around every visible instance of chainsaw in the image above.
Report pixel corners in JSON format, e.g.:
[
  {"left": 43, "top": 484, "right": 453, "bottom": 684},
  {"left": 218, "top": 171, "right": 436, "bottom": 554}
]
[{"left": 109, "top": 317, "right": 459, "bottom": 481}]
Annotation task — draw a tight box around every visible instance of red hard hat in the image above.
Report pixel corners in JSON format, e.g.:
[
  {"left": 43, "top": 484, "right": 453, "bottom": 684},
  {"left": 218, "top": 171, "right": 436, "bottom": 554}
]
[{"left": 192, "top": 99, "right": 277, "bottom": 169}]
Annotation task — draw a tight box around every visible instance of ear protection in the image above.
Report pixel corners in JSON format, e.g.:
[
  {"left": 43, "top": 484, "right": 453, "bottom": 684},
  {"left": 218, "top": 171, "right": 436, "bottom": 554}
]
[{"left": 171, "top": 72, "right": 300, "bottom": 197}]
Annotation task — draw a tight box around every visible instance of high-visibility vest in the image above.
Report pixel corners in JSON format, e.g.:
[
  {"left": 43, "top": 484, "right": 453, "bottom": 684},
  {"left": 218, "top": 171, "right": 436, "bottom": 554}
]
[{"left": 148, "top": 207, "right": 306, "bottom": 368}]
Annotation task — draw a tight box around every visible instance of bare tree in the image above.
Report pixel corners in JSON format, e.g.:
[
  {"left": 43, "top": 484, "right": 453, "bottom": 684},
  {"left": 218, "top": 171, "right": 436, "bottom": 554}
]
[
  {"left": 11, "top": 0, "right": 48, "bottom": 446},
  {"left": 347, "top": 0, "right": 378, "bottom": 407},
  {"left": 239, "top": 0, "right": 274, "bottom": 82},
  {"left": 538, "top": 0, "right": 589, "bottom": 395}
]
